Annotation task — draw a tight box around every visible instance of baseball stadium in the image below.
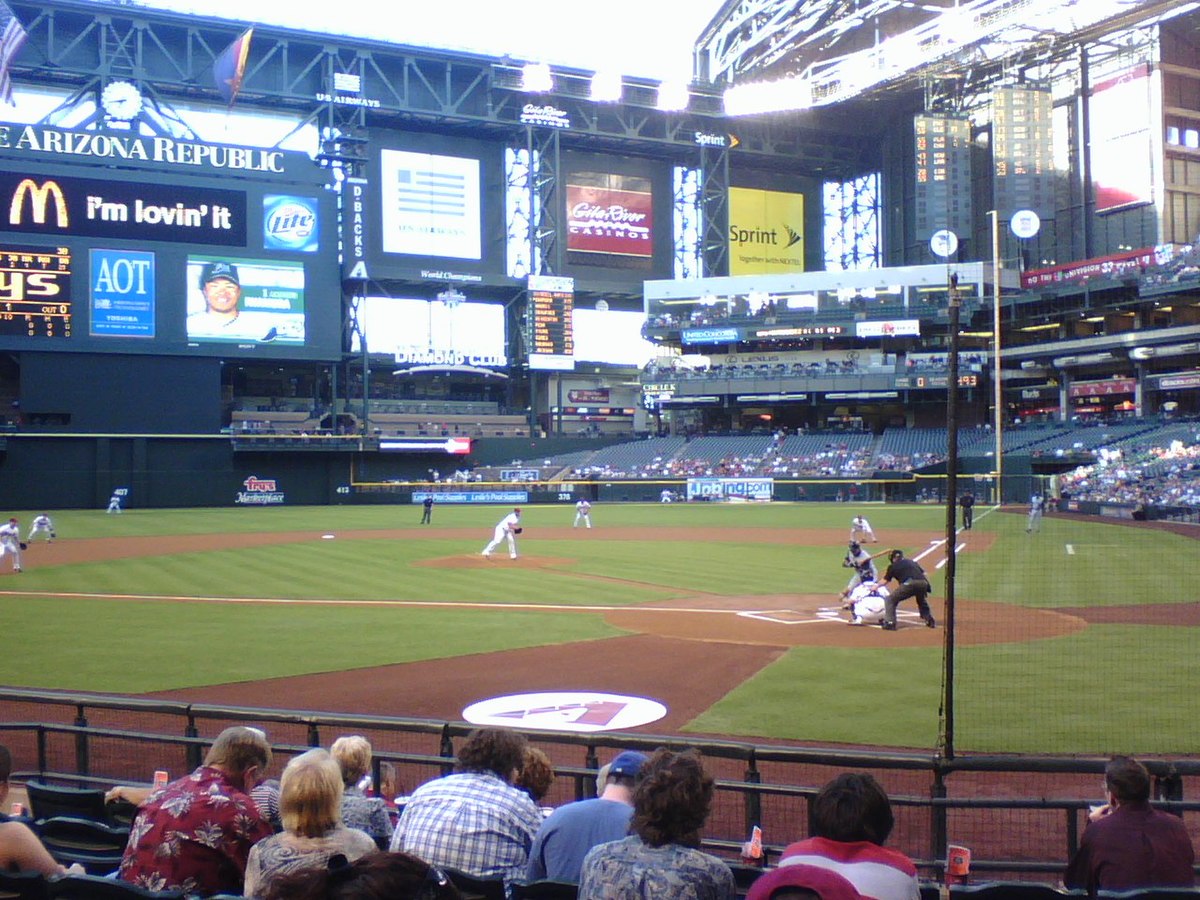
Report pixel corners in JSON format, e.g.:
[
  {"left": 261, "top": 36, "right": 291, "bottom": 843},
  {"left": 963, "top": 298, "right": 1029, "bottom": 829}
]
[{"left": 1, "top": 1, "right": 1199, "bottom": 897}]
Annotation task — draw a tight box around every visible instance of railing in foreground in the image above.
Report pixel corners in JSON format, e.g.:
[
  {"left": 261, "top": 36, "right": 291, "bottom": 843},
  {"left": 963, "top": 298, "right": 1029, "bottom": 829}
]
[{"left": 1, "top": 688, "right": 1198, "bottom": 881}]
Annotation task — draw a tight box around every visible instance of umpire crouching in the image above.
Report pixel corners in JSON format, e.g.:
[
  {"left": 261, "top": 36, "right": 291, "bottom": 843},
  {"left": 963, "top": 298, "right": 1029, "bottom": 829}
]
[{"left": 874, "top": 549, "right": 935, "bottom": 631}]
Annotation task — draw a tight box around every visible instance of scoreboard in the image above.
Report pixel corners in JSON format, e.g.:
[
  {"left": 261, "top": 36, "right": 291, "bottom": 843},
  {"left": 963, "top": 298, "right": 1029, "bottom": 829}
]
[
  {"left": 992, "top": 87, "right": 1054, "bottom": 219},
  {"left": 913, "top": 114, "right": 973, "bottom": 248},
  {"left": 526, "top": 274, "right": 575, "bottom": 371},
  {"left": 0, "top": 244, "right": 72, "bottom": 338}
]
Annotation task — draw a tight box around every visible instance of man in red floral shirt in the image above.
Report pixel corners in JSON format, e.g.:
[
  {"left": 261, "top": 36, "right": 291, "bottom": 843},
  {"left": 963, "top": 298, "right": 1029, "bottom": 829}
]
[{"left": 118, "top": 725, "right": 275, "bottom": 896}]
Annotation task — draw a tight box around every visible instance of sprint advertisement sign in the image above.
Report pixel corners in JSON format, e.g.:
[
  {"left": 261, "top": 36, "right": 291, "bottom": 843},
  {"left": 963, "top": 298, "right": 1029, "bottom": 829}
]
[{"left": 728, "top": 187, "right": 805, "bottom": 275}]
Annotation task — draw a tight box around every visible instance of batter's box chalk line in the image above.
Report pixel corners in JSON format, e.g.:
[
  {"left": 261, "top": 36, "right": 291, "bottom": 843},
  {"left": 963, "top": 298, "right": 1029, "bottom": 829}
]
[{"left": 740, "top": 607, "right": 924, "bottom": 626}]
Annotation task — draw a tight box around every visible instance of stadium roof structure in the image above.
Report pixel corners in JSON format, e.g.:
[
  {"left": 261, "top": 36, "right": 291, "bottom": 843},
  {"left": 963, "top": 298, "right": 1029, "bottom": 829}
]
[{"left": 698, "top": 0, "right": 1199, "bottom": 115}]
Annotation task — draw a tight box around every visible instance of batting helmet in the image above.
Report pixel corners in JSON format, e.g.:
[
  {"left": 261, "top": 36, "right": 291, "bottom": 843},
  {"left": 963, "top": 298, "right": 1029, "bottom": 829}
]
[
  {"left": 889, "top": 549, "right": 904, "bottom": 562},
  {"left": 849, "top": 541, "right": 861, "bottom": 554}
]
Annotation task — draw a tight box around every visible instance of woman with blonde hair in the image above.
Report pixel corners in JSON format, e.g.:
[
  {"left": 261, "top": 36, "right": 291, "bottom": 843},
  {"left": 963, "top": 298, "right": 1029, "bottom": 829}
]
[
  {"left": 330, "top": 735, "right": 393, "bottom": 846},
  {"left": 244, "top": 749, "right": 377, "bottom": 898}
]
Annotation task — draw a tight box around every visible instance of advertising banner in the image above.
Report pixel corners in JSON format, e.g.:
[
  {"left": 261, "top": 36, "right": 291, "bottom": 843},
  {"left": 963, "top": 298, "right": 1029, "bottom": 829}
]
[
  {"left": 1021, "top": 247, "right": 1153, "bottom": 289},
  {"left": 855, "top": 320, "right": 920, "bottom": 338},
  {"left": 379, "top": 149, "right": 481, "bottom": 260},
  {"left": 1068, "top": 378, "right": 1136, "bottom": 398},
  {"left": 728, "top": 187, "right": 805, "bottom": 275},
  {"left": 411, "top": 491, "right": 528, "bottom": 504},
  {"left": 1090, "top": 65, "right": 1154, "bottom": 213},
  {"left": 90, "top": 248, "right": 155, "bottom": 338},
  {"left": 686, "top": 477, "right": 774, "bottom": 501},
  {"left": 566, "top": 176, "right": 652, "bottom": 257}
]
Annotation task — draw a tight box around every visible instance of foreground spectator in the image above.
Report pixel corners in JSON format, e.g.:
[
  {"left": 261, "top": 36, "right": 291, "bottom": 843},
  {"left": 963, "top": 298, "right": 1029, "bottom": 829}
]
[
  {"left": 777, "top": 773, "right": 919, "bottom": 900},
  {"left": 261, "top": 850, "right": 463, "bottom": 900},
  {"left": 515, "top": 746, "right": 556, "bottom": 808},
  {"left": 330, "top": 735, "right": 393, "bottom": 846},
  {"left": 747, "top": 863, "right": 865, "bottom": 900},
  {"left": 244, "top": 749, "right": 378, "bottom": 898},
  {"left": 0, "top": 742, "right": 85, "bottom": 877},
  {"left": 118, "top": 725, "right": 275, "bottom": 896},
  {"left": 1064, "top": 755, "right": 1195, "bottom": 893},
  {"left": 527, "top": 749, "right": 647, "bottom": 883},
  {"left": 389, "top": 726, "right": 542, "bottom": 892},
  {"left": 578, "top": 747, "right": 735, "bottom": 899}
]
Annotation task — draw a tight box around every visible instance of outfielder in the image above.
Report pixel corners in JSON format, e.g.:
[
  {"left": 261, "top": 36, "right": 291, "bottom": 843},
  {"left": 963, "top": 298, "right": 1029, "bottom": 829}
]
[
  {"left": 574, "top": 499, "right": 592, "bottom": 529},
  {"left": 845, "top": 581, "right": 891, "bottom": 626},
  {"left": 837, "top": 541, "right": 878, "bottom": 604},
  {"left": 27, "top": 513, "right": 56, "bottom": 543},
  {"left": 1026, "top": 494, "right": 1043, "bottom": 533},
  {"left": 0, "top": 518, "right": 24, "bottom": 572},
  {"left": 850, "top": 514, "right": 877, "bottom": 543},
  {"left": 482, "top": 507, "right": 522, "bottom": 559},
  {"left": 106, "top": 493, "right": 123, "bottom": 514}
]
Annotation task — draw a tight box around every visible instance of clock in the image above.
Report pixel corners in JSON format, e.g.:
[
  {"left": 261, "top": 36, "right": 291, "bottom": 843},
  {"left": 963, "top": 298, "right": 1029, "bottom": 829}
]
[{"left": 101, "top": 81, "right": 143, "bottom": 122}]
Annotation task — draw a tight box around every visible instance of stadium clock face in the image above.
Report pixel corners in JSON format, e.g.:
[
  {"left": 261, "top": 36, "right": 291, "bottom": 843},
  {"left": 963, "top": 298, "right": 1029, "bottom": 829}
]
[{"left": 101, "top": 81, "right": 144, "bottom": 121}]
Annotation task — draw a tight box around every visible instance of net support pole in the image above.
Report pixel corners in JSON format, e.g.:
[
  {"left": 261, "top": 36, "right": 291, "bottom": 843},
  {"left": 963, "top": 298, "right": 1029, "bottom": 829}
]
[
  {"left": 943, "top": 278, "right": 961, "bottom": 760},
  {"left": 991, "top": 210, "right": 1003, "bottom": 501}
]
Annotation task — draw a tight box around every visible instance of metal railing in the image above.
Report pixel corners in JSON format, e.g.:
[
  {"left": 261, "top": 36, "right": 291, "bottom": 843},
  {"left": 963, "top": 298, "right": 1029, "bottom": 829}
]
[{"left": 2, "top": 688, "right": 1198, "bottom": 881}]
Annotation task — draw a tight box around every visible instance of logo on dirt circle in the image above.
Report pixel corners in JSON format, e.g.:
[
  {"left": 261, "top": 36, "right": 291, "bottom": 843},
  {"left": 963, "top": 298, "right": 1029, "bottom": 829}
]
[{"left": 462, "top": 691, "right": 667, "bottom": 733}]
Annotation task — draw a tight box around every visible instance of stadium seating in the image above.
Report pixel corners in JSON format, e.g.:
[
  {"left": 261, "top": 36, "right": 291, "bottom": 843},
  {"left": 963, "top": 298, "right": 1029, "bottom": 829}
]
[
  {"left": 441, "top": 866, "right": 507, "bottom": 900},
  {"left": 0, "top": 870, "right": 50, "bottom": 900},
  {"left": 34, "top": 816, "right": 130, "bottom": 876},
  {"left": 23, "top": 782, "right": 108, "bottom": 824},
  {"left": 512, "top": 881, "right": 579, "bottom": 899},
  {"left": 949, "top": 883, "right": 1077, "bottom": 899},
  {"left": 45, "top": 874, "right": 184, "bottom": 899}
]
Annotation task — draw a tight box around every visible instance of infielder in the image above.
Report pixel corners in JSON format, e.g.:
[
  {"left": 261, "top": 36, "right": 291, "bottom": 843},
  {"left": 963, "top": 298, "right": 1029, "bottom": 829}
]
[
  {"left": 845, "top": 581, "right": 891, "bottom": 626},
  {"left": 850, "top": 514, "right": 877, "bottom": 543},
  {"left": 482, "top": 507, "right": 522, "bottom": 559},
  {"left": 27, "top": 513, "right": 56, "bottom": 543},
  {"left": 0, "top": 518, "right": 24, "bottom": 572},
  {"left": 574, "top": 499, "right": 592, "bottom": 529},
  {"left": 838, "top": 541, "right": 878, "bottom": 604}
]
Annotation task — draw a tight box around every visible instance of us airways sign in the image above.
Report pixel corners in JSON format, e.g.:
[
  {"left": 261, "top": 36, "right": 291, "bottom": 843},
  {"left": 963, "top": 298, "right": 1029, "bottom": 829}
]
[{"left": 2, "top": 173, "right": 246, "bottom": 245}]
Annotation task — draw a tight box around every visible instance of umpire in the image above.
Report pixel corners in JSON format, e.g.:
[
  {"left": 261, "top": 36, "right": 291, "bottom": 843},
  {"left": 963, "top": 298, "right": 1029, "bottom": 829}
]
[
  {"left": 874, "top": 549, "right": 935, "bottom": 630},
  {"left": 959, "top": 491, "right": 975, "bottom": 529}
]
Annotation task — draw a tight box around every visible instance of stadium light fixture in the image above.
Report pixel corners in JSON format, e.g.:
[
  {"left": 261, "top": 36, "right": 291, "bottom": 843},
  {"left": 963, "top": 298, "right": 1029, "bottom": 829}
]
[
  {"left": 724, "top": 76, "right": 814, "bottom": 116},
  {"left": 521, "top": 62, "right": 554, "bottom": 93},
  {"left": 656, "top": 80, "right": 691, "bottom": 111},
  {"left": 590, "top": 70, "right": 623, "bottom": 102}
]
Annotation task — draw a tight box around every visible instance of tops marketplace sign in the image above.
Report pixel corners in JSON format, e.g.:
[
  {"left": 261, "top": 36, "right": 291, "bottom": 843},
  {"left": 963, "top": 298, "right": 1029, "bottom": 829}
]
[{"left": 0, "top": 124, "right": 312, "bottom": 180}]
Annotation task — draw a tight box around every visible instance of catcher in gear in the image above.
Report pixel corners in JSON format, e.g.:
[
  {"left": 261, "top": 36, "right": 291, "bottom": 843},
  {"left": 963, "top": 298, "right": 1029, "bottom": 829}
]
[
  {"left": 482, "top": 507, "right": 522, "bottom": 559},
  {"left": 845, "top": 581, "right": 891, "bottom": 626}
]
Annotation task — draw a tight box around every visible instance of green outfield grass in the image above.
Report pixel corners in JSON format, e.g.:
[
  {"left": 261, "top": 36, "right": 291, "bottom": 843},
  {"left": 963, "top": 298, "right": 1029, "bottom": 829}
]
[{"left": 1, "top": 502, "right": 1195, "bottom": 754}]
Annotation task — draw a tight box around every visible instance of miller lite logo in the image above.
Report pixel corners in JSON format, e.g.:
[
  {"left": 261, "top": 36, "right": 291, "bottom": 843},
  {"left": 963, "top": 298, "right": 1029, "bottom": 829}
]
[
  {"left": 243, "top": 475, "right": 278, "bottom": 492},
  {"left": 9, "top": 179, "right": 69, "bottom": 228}
]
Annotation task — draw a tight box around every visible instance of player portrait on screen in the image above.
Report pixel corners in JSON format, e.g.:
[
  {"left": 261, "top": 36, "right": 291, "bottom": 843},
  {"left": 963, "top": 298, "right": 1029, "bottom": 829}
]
[{"left": 186, "top": 256, "right": 306, "bottom": 345}]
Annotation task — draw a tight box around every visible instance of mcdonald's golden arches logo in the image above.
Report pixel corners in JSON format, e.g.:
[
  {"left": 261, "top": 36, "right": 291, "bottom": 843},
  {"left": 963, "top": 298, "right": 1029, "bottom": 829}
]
[{"left": 9, "top": 178, "right": 69, "bottom": 228}]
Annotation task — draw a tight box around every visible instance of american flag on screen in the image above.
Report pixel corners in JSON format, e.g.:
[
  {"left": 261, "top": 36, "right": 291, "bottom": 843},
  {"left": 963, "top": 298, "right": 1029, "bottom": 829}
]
[{"left": 0, "top": 0, "right": 28, "bottom": 107}]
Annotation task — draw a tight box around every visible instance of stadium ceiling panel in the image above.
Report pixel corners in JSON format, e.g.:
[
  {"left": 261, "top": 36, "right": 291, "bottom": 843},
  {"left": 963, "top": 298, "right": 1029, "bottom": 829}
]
[{"left": 700, "top": 0, "right": 1196, "bottom": 113}]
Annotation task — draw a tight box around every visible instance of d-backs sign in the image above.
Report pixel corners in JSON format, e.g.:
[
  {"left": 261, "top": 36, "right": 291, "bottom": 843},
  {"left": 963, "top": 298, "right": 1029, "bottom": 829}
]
[{"left": 2, "top": 172, "right": 246, "bottom": 246}]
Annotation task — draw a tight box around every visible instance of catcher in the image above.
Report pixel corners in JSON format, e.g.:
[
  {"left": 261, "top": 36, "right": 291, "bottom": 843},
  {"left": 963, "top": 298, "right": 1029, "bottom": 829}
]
[
  {"left": 0, "top": 517, "right": 24, "bottom": 572},
  {"left": 482, "top": 507, "right": 523, "bottom": 560},
  {"left": 845, "top": 580, "right": 891, "bottom": 626},
  {"left": 837, "top": 541, "right": 882, "bottom": 606}
]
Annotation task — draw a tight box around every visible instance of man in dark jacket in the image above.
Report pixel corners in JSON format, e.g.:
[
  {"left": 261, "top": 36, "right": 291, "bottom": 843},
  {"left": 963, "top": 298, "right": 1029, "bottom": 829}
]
[
  {"left": 872, "top": 549, "right": 935, "bottom": 630},
  {"left": 1065, "top": 756, "right": 1195, "bottom": 894}
]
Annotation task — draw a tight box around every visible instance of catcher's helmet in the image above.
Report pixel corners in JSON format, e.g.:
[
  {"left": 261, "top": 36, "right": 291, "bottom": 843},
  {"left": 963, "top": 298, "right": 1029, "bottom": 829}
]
[
  {"left": 889, "top": 549, "right": 904, "bottom": 562},
  {"left": 849, "top": 541, "right": 861, "bottom": 553}
]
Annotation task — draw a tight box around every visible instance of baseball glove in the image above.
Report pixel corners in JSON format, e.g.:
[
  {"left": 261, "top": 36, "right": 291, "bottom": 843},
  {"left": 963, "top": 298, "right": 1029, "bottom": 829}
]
[
  {"left": 19, "top": 542, "right": 27, "bottom": 550},
  {"left": 512, "top": 527, "right": 523, "bottom": 534}
]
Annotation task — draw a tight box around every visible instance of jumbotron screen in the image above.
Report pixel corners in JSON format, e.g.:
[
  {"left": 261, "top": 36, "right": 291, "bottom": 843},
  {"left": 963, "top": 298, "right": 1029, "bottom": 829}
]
[{"left": 0, "top": 124, "right": 342, "bottom": 360}]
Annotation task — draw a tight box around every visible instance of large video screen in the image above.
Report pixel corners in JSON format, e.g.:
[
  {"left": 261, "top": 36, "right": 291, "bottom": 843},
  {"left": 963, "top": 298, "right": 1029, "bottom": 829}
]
[
  {"left": 572, "top": 308, "right": 656, "bottom": 366},
  {"left": 352, "top": 295, "right": 507, "bottom": 365},
  {"left": 0, "top": 125, "right": 341, "bottom": 360}
]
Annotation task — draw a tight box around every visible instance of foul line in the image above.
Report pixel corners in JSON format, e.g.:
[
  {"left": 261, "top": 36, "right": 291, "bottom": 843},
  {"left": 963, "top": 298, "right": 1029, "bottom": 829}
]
[{"left": 0, "top": 588, "right": 793, "bottom": 617}]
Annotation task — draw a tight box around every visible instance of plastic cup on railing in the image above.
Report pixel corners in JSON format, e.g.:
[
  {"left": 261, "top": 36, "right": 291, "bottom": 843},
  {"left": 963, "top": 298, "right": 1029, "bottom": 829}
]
[
  {"left": 153, "top": 770, "right": 169, "bottom": 788},
  {"left": 946, "top": 845, "right": 972, "bottom": 883}
]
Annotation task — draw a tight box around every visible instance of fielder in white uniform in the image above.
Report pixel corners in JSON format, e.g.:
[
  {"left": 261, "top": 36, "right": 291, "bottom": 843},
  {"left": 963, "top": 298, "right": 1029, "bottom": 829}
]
[
  {"left": 574, "top": 499, "right": 592, "bottom": 528},
  {"left": 660, "top": 488, "right": 673, "bottom": 503},
  {"left": 482, "top": 507, "right": 522, "bottom": 559},
  {"left": 1026, "top": 494, "right": 1043, "bottom": 533},
  {"left": 845, "top": 581, "right": 890, "bottom": 626},
  {"left": 27, "top": 514, "right": 56, "bottom": 543},
  {"left": 0, "top": 518, "right": 23, "bottom": 572},
  {"left": 850, "top": 515, "right": 877, "bottom": 543},
  {"left": 106, "top": 494, "right": 123, "bottom": 514}
]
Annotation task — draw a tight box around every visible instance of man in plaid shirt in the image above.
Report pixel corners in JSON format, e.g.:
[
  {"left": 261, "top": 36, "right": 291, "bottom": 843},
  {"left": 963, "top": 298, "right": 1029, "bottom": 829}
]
[{"left": 390, "top": 727, "right": 543, "bottom": 894}]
